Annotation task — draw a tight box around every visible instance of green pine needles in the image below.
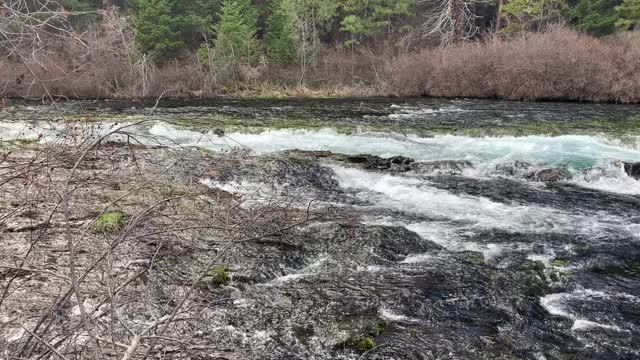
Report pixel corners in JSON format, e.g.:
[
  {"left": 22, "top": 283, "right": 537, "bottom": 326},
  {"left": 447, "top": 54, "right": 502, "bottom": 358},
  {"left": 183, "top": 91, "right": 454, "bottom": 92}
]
[
  {"left": 214, "top": 0, "right": 260, "bottom": 65},
  {"left": 266, "top": 0, "right": 296, "bottom": 64}
]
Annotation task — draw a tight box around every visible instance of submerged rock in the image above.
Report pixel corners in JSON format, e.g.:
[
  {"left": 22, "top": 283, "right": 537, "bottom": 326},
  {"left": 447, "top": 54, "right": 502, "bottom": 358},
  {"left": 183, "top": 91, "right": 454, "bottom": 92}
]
[
  {"left": 525, "top": 168, "right": 572, "bottom": 182},
  {"left": 624, "top": 162, "right": 640, "bottom": 179},
  {"left": 413, "top": 160, "right": 473, "bottom": 176},
  {"left": 494, "top": 161, "right": 533, "bottom": 177},
  {"left": 286, "top": 149, "right": 415, "bottom": 173},
  {"left": 343, "top": 154, "right": 414, "bottom": 172}
]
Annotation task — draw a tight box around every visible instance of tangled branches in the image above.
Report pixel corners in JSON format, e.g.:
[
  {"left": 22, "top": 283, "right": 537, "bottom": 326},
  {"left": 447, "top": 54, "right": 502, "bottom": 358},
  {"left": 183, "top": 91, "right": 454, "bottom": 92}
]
[
  {"left": 417, "top": 0, "right": 483, "bottom": 45},
  {"left": 0, "top": 122, "right": 329, "bottom": 359}
]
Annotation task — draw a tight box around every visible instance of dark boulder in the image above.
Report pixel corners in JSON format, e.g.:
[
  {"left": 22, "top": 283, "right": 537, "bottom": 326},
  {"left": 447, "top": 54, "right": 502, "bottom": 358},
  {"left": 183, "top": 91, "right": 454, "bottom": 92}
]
[
  {"left": 525, "top": 168, "right": 572, "bottom": 182},
  {"left": 494, "top": 161, "right": 533, "bottom": 177},
  {"left": 624, "top": 162, "right": 640, "bottom": 179},
  {"left": 343, "top": 154, "right": 414, "bottom": 172},
  {"left": 285, "top": 150, "right": 415, "bottom": 172},
  {"left": 414, "top": 160, "right": 473, "bottom": 176}
]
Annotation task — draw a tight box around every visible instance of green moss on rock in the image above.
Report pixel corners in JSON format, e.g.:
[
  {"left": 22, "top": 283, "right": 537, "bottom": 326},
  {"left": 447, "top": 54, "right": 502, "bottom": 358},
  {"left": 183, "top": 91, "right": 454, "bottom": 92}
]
[
  {"left": 92, "top": 212, "right": 125, "bottom": 234},
  {"left": 210, "top": 266, "right": 230, "bottom": 287},
  {"left": 355, "top": 337, "right": 376, "bottom": 351},
  {"left": 551, "top": 259, "right": 568, "bottom": 267},
  {"left": 336, "top": 320, "right": 388, "bottom": 353},
  {"left": 462, "top": 251, "right": 486, "bottom": 265}
]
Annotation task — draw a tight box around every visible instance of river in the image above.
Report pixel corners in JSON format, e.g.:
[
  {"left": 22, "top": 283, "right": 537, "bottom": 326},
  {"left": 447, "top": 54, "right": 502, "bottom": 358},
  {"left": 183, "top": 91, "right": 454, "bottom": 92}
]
[{"left": 1, "top": 98, "right": 640, "bottom": 359}]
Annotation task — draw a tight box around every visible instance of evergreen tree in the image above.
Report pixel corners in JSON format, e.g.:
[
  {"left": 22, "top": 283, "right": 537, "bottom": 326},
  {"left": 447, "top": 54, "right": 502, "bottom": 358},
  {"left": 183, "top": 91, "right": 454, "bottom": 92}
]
[
  {"left": 616, "top": 0, "right": 640, "bottom": 30},
  {"left": 340, "top": 0, "right": 415, "bottom": 46},
  {"left": 501, "top": 0, "right": 568, "bottom": 34},
  {"left": 131, "top": 0, "right": 215, "bottom": 60},
  {"left": 286, "top": 0, "right": 341, "bottom": 57},
  {"left": 266, "top": 0, "right": 295, "bottom": 64},
  {"left": 214, "top": 0, "right": 260, "bottom": 64},
  {"left": 570, "top": 0, "right": 621, "bottom": 35}
]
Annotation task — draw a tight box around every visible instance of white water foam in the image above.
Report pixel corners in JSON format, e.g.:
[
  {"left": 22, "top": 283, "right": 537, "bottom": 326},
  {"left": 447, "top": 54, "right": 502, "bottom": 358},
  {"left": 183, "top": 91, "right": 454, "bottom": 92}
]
[
  {"left": 540, "top": 289, "right": 637, "bottom": 332},
  {"left": 147, "top": 124, "right": 640, "bottom": 168},
  {"left": 378, "top": 308, "right": 420, "bottom": 323},
  {"left": 389, "top": 105, "right": 467, "bottom": 120},
  {"left": 151, "top": 124, "right": 640, "bottom": 194},
  {"left": 5, "top": 121, "right": 640, "bottom": 194},
  {"left": 265, "top": 256, "right": 329, "bottom": 286},
  {"left": 331, "top": 166, "right": 639, "bottom": 264},
  {"left": 5, "top": 121, "right": 640, "bottom": 171},
  {"left": 332, "top": 166, "right": 588, "bottom": 234},
  {"left": 569, "top": 162, "right": 640, "bottom": 195}
]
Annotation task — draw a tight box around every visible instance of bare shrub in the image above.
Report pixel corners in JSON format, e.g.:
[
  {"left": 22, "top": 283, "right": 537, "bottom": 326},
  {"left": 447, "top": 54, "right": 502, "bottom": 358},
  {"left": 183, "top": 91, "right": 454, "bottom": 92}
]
[
  {"left": 2, "top": 6, "right": 638, "bottom": 103},
  {"left": 390, "top": 26, "right": 640, "bottom": 103}
]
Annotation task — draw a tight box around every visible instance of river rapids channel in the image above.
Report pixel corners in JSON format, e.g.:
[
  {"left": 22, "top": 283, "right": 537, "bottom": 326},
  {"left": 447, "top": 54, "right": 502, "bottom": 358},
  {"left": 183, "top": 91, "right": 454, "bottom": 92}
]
[{"left": 2, "top": 98, "right": 640, "bottom": 359}]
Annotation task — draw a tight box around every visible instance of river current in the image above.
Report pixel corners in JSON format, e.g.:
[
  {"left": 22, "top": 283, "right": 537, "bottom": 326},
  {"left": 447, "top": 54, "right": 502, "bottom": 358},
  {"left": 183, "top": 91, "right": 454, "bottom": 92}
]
[{"left": 1, "top": 98, "right": 640, "bottom": 359}]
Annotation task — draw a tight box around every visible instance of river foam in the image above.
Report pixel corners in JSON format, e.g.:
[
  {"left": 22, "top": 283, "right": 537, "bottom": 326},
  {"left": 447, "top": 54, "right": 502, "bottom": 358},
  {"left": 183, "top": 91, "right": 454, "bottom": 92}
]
[
  {"left": 3, "top": 121, "right": 640, "bottom": 195},
  {"left": 331, "top": 166, "right": 630, "bottom": 236},
  {"left": 146, "top": 124, "right": 640, "bottom": 168}
]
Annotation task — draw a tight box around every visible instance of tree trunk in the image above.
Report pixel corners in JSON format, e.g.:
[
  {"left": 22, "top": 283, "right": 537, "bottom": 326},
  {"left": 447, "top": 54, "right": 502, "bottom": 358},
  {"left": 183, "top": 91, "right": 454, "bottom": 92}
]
[{"left": 496, "top": 0, "right": 504, "bottom": 32}]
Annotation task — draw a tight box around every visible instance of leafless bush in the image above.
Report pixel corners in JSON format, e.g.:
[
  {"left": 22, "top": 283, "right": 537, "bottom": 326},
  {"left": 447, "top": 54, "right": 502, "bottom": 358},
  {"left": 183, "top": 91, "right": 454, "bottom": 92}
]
[
  {"left": 391, "top": 26, "right": 640, "bottom": 103},
  {"left": 2, "top": 5, "right": 639, "bottom": 103}
]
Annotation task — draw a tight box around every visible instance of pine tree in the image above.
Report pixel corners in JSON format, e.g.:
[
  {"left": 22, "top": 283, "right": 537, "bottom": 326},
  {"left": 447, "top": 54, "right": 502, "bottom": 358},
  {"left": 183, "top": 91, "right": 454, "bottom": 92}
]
[
  {"left": 131, "top": 0, "right": 215, "bottom": 60},
  {"left": 570, "top": 0, "right": 621, "bottom": 36},
  {"left": 616, "top": 0, "right": 640, "bottom": 30},
  {"left": 501, "top": 0, "right": 568, "bottom": 34},
  {"left": 266, "top": 0, "right": 295, "bottom": 64},
  {"left": 214, "top": 0, "right": 260, "bottom": 65},
  {"left": 340, "top": 0, "right": 414, "bottom": 46}
]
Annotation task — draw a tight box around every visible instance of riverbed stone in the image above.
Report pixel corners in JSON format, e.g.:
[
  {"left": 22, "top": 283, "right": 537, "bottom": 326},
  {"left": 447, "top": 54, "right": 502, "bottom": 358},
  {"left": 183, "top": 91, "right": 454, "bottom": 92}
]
[
  {"left": 624, "top": 162, "right": 640, "bottom": 179},
  {"left": 525, "top": 168, "right": 572, "bottom": 182},
  {"left": 414, "top": 160, "right": 473, "bottom": 175},
  {"left": 343, "top": 154, "right": 414, "bottom": 172}
]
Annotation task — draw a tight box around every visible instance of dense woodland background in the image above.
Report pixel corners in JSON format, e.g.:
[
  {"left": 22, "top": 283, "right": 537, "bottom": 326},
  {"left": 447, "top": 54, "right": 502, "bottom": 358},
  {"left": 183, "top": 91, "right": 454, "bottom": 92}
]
[{"left": 1, "top": 0, "right": 639, "bottom": 101}]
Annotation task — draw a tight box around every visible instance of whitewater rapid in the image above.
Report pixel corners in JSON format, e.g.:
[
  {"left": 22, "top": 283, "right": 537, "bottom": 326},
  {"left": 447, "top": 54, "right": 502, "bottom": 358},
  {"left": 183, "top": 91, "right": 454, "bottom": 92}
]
[
  {"left": 3, "top": 121, "right": 640, "bottom": 194},
  {"left": 146, "top": 125, "right": 640, "bottom": 167},
  {"left": 3, "top": 100, "right": 640, "bottom": 358}
]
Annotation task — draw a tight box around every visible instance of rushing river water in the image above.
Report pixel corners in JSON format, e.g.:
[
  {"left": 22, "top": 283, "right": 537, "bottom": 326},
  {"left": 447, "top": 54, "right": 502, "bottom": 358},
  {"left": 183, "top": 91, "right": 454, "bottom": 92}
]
[{"left": 2, "top": 98, "right": 640, "bottom": 359}]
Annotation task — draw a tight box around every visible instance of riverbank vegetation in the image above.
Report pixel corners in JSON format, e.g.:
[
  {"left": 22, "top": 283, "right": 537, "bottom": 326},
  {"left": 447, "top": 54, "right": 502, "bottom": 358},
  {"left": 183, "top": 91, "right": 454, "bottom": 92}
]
[{"left": 1, "top": 0, "right": 639, "bottom": 102}]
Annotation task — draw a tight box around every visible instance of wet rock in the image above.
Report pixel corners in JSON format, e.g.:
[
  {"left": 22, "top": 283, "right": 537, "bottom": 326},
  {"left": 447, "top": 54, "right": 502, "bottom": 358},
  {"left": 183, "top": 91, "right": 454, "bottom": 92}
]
[
  {"left": 494, "top": 161, "right": 533, "bottom": 176},
  {"left": 525, "top": 168, "right": 572, "bottom": 182},
  {"left": 202, "top": 153, "right": 341, "bottom": 192},
  {"left": 362, "top": 225, "right": 443, "bottom": 262},
  {"left": 414, "top": 160, "right": 473, "bottom": 176},
  {"left": 273, "top": 157, "right": 340, "bottom": 191},
  {"left": 286, "top": 150, "right": 415, "bottom": 173},
  {"left": 623, "top": 162, "right": 640, "bottom": 179},
  {"left": 343, "top": 154, "right": 414, "bottom": 172}
]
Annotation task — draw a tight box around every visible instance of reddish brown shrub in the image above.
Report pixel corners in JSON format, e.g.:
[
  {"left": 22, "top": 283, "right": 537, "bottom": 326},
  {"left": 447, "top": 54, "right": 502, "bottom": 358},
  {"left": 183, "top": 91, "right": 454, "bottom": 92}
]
[
  {"left": 390, "top": 27, "right": 640, "bottom": 103},
  {"left": 2, "top": 26, "right": 639, "bottom": 102}
]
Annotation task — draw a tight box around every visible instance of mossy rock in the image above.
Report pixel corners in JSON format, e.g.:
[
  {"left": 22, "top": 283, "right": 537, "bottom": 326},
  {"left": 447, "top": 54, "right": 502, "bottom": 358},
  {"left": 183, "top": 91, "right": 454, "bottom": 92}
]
[
  {"left": 548, "top": 269, "right": 568, "bottom": 283},
  {"left": 551, "top": 259, "right": 568, "bottom": 267},
  {"left": 338, "top": 336, "right": 377, "bottom": 353},
  {"left": 368, "top": 321, "right": 390, "bottom": 337},
  {"left": 336, "top": 321, "right": 387, "bottom": 353},
  {"left": 209, "top": 266, "right": 230, "bottom": 288},
  {"left": 525, "top": 260, "right": 546, "bottom": 273},
  {"left": 92, "top": 212, "right": 126, "bottom": 234},
  {"left": 355, "top": 337, "right": 376, "bottom": 352},
  {"left": 462, "top": 251, "right": 486, "bottom": 265}
]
